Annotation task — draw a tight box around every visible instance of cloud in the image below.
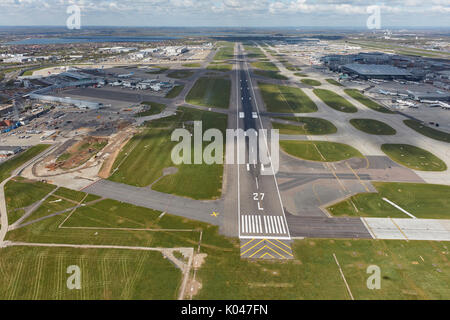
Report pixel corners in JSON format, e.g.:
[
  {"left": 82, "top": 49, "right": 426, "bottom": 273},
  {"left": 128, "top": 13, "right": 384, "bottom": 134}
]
[{"left": 0, "top": 0, "right": 448, "bottom": 26}]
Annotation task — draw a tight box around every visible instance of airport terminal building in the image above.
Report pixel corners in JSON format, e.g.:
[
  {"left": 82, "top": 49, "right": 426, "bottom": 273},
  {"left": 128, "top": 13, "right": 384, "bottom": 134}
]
[{"left": 341, "top": 64, "right": 413, "bottom": 80}]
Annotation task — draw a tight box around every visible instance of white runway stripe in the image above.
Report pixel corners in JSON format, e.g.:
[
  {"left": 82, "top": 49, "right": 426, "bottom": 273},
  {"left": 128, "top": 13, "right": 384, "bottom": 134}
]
[{"left": 241, "top": 215, "right": 288, "bottom": 235}]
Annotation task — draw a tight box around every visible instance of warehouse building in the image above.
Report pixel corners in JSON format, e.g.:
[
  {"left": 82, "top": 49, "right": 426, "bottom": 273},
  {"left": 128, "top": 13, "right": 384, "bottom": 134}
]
[{"left": 341, "top": 64, "right": 413, "bottom": 80}]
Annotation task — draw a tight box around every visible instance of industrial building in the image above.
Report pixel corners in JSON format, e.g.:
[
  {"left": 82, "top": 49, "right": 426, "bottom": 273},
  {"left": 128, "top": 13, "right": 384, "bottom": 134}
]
[
  {"left": 342, "top": 63, "right": 413, "bottom": 80},
  {"left": 0, "top": 146, "right": 22, "bottom": 158}
]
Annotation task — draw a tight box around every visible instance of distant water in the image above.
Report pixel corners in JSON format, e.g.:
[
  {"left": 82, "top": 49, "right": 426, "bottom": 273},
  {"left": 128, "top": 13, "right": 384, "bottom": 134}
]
[{"left": 6, "top": 36, "right": 180, "bottom": 45}]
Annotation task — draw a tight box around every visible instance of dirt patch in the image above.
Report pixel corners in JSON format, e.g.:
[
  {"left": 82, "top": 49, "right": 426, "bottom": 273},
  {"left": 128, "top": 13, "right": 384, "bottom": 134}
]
[
  {"left": 193, "top": 253, "right": 207, "bottom": 269},
  {"left": 98, "top": 128, "right": 135, "bottom": 179},
  {"left": 163, "top": 167, "right": 179, "bottom": 176},
  {"left": 47, "top": 136, "right": 108, "bottom": 171},
  {"left": 186, "top": 279, "right": 202, "bottom": 298}
]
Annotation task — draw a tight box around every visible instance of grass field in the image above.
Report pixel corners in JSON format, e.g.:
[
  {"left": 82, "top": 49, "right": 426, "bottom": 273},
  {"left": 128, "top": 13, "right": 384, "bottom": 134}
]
[
  {"left": 4, "top": 179, "right": 56, "bottom": 224},
  {"left": 381, "top": 144, "right": 447, "bottom": 172},
  {"left": 186, "top": 77, "right": 231, "bottom": 109},
  {"left": 344, "top": 89, "right": 395, "bottom": 114},
  {"left": 280, "top": 141, "right": 363, "bottom": 162},
  {"left": 251, "top": 61, "right": 279, "bottom": 72},
  {"left": 135, "top": 102, "right": 166, "bottom": 117},
  {"left": 326, "top": 79, "right": 344, "bottom": 87},
  {"left": 244, "top": 45, "right": 266, "bottom": 59},
  {"left": 0, "top": 246, "right": 181, "bottom": 299},
  {"left": 167, "top": 70, "right": 195, "bottom": 79},
  {"left": 182, "top": 63, "right": 201, "bottom": 68},
  {"left": 214, "top": 44, "right": 234, "bottom": 60},
  {"left": 258, "top": 83, "right": 318, "bottom": 113},
  {"left": 146, "top": 66, "right": 170, "bottom": 74},
  {"left": 196, "top": 238, "right": 450, "bottom": 299},
  {"left": 253, "top": 70, "right": 288, "bottom": 80},
  {"left": 404, "top": 120, "right": 450, "bottom": 143},
  {"left": 166, "top": 85, "right": 184, "bottom": 99},
  {"left": 3, "top": 189, "right": 449, "bottom": 299},
  {"left": 0, "top": 144, "right": 50, "bottom": 182},
  {"left": 350, "top": 119, "right": 397, "bottom": 135},
  {"left": 301, "top": 79, "right": 321, "bottom": 86},
  {"left": 109, "top": 107, "right": 227, "bottom": 200},
  {"left": 328, "top": 182, "right": 450, "bottom": 219},
  {"left": 206, "top": 64, "right": 232, "bottom": 72},
  {"left": 272, "top": 117, "right": 337, "bottom": 135},
  {"left": 313, "top": 89, "right": 358, "bottom": 113},
  {"left": 294, "top": 72, "right": 308, "bottom": 77}
]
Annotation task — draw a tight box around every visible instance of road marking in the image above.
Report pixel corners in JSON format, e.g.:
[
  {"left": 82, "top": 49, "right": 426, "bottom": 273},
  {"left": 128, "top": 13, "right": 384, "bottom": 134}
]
[
  {"left": 239, "top": 112, "right": 245, "bottom": 118},
  {"left": 333, "top": 253, "right": 354, "bottom": 300},
  {"left": 243, "top": 58, "right": 291, "bottom": 240},
  {"left": 383, "top": 198, "right": 417, "bottom": 219},
  {"left": 240, "top": 239, "right": 265, "bottom": 256},
  {"left": 266, "top": 240, "right": 293, "bottom": 257},
  {"left": 390, "top": 218, "right": 409, "bottom": 241},
  {"left": 240, "top": 239, "right": 254, "bottom": 249},
  {"left": 210, "top": 211, "right": 220, "bottom": 217},
  {"left": 255, "top": 177, "right": 259, "bottom": 189}
]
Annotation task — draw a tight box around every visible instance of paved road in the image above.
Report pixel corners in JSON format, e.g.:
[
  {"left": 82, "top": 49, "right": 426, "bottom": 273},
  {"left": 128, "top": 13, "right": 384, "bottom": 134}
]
[{"left": 84, "top": 179, "right": 223, "bottom": 226}]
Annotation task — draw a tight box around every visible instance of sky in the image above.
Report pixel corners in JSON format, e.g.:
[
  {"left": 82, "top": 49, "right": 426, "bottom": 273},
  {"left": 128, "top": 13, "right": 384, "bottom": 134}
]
[{"left": 0, "top": 0, "right": 449, "bottom": 28}]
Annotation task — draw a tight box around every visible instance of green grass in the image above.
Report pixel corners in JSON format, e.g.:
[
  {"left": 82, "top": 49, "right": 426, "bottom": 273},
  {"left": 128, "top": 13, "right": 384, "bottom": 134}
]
[
  {"left": 206, "top": 64, "right": 232, "bottom": 72},
  {"left": 0, "top": 246, "right": 181, "bottom": 299},
  {"left": 253, "top": 70, "right": 288, "bottom": 80},
  {"left": 53, "top": 187, "right": 99, "bottom": 204},
  {"left": 5, "top": 179, "right": 56, "bottom": 212},
  {"left": 0, "top": 145, "right": 50, "bottom": 182},
  {"left": 344, "top": 89, "right": 395, "bottom": 114},
  {"left": 381, "top": 144, "right": 447, "bottom": 172},
  {"left": 197, "top": 238, "right": 450, "bottom": 299},
  {"left": 186, "top": 77, "right": 231, "bottom": 109},
  {"left": 146, "top": 66, "right": 170, "bottom": 74},
  {"left": 301, "top": 79, "right": 321, "bottom": 86},
  {"left": 280, "top": 141, "right": 363, "bottom": 162},
  {"left": 135, "top": 102, "right": 166, "bottom": 117},
  {"left": 22, "top": 195, "right": 76, "bottom": 224},
  {"left": 294, "top": 72, "right": 308, "bottom": 77},
  {"left": 328, "top": 182, "right": 450, "bottom": 219},
  {"left": 4, "top": 179, "right": 56, "bottom": 224},
  {"left": 244, "top": 45, "right": 266, "bottom": 59},
  {"left": 182, "top": 63, "right": 201, "bottom": 68},
  {"left": 404, "top": 120, "right": 450, "bottom": 143},
  {"left": 167, "top": 70, "right": 194, "bottom": 79},
  {"left": 109, "top": 107, "right": 227, "bottom": 200},
  {"left": 214, "top": 45, "right": 234, "bottom": 61},
  {"left": 251, "top": 61, "right": 279, "bottom": 72},
  {"left": 3, "top": 190, "right": 449, "bottom": 299},
  {"left": 313, "top": 89, "right": 358, "bottom": 113},
  {"left": 258, "top": 83, "right": 318, "bottom": 113},
  {"left": 350, "top": 119, "right": 397, "bottom": 135},
  {"left": 326, "top": 79, "right": 343, "bottom": 87},
  {"left": 165, "top": 85, "right": 184, "bottom": 99},
  {"left": 272, "top": 117, "right": 337, "bottom": 135}
]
